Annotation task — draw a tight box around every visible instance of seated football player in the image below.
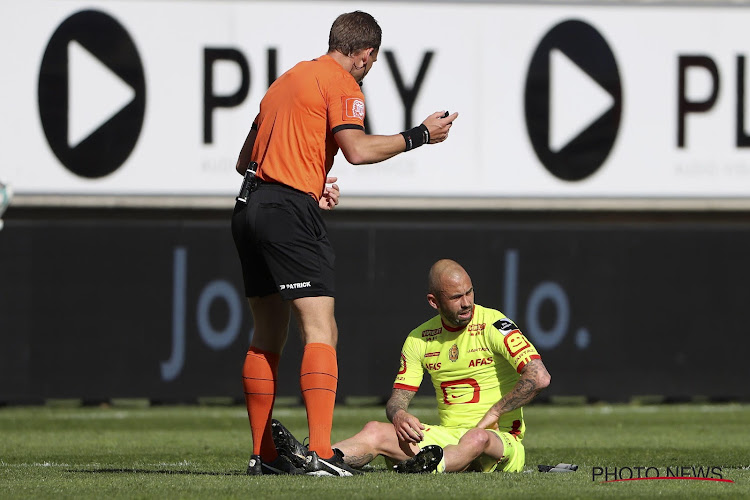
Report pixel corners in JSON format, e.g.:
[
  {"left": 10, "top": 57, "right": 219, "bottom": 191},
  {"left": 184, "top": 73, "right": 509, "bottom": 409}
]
[{"left": 273, "top": 258, "right": 550, "bottom": 473}]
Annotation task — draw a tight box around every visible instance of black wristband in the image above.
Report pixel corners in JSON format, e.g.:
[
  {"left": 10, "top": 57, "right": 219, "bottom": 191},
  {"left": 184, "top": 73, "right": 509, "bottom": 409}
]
[{"left": 400, "top": 124, "right": 430, "bottom": 152}]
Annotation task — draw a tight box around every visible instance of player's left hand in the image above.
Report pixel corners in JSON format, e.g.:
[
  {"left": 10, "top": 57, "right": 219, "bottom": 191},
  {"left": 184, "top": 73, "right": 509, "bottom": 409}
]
[{"left": 319, "top": 176, "right": 340, "bottom": 210}]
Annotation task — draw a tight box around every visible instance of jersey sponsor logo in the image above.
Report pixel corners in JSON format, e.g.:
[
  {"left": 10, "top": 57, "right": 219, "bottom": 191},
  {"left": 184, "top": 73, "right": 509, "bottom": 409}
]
[
  {"left": 425, "top": 362, "right": 441, "bottom": 371},
  {"left": 449, "top": 343, "right": 459, "bottom": 362},
  {"left": 468, "top": 357, "right": 493, "bottom": 367},
  {"left": 424, "top": 351, "right": 440, "bottom": 357},
  {"left": 279, "top": 281, "right": 311, "bottom": 290},
  {"left": 440, "top": 378, "right": 480, "bottom": 405},
  {"left": 343, "top": 97, "right": 365, "bottom": 120},
  {"left": 467, "top": 347, "right": 490, "bottom": 353},
  {"left": 421, "top": 327, "right": 442, "bottom": 338},
  {"left": 398, "top": 353, "right": 407, "bottom": 375},
  {"left": 493, "top": 318, "right": 519, "bottom": 336},
  {"left": 504, "top": 331, "right": 532, "bottom": 356},
  {"left": 469, "top": 322, "right": 486, "bottom": 336}
]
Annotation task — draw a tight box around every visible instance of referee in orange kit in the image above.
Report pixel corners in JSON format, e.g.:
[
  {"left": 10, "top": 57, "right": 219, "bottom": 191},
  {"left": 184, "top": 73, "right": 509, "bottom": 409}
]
[{"left": 231, "top": 10, "right": 458, "bottom": 476}]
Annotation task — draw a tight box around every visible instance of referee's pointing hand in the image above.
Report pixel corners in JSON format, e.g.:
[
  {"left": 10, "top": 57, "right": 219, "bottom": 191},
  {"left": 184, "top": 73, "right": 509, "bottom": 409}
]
[{"left": 424, "top": 111, "right": 458, "bottom": 144}]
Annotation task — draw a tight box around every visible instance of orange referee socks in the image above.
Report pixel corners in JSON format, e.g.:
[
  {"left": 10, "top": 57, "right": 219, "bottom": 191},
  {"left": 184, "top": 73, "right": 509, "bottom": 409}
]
[
  {"left": 300, "top": 342, "right": 338, "bottom": 459},
  {"left": 243, "top": 346, "right": 280, "bottom": 461}
]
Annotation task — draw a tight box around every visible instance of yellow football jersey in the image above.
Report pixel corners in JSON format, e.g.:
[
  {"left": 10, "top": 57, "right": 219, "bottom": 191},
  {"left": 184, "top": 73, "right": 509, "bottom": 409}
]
[{"left": 394, "top": 304, "right": 541, "bottom": 438}]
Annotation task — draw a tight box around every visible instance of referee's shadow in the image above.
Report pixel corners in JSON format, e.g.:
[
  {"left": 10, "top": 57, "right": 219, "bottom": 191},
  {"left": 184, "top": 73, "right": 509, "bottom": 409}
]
[
  {"left": 67, "top": 468, "right": 245, "bottom": 476},
  {"left": 67, "top": 466, "right": 392, "bottom": 475}
]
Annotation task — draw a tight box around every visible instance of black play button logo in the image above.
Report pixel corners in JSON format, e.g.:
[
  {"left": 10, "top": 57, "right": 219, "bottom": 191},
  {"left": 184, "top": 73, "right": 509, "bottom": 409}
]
[
  {"left": 38, "top": 10, "right": 146, "bottom": 179},
  {"left": 524, "top": 20, "right": 622, "bottom": 181}
]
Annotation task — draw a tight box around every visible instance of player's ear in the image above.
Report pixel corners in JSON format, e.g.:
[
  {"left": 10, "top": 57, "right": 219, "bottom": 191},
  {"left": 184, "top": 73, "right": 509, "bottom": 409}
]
[{"left": 426, "top": 293, "right": 439, "bottom": 311}]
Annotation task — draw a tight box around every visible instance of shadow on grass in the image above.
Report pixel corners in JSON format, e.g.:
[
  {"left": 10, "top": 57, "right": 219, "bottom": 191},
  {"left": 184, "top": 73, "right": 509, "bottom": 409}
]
[{"left": 67, "top": 468, "right": 245, "bottom": 476}]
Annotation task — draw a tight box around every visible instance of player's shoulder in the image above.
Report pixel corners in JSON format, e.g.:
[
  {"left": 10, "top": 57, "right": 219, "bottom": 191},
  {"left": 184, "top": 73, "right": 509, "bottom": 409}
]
[
  {"left": 309, "top": 56, "right": 362, "bottom": 91},
  {"left": 407, "top": 314, "right": 443, "bottom": 341},
  {"left": 474, "top": 304, "right": 521, "bottom": 336},
  {"left": 473, "top": 304, "right": 504, "bottom": 324}
]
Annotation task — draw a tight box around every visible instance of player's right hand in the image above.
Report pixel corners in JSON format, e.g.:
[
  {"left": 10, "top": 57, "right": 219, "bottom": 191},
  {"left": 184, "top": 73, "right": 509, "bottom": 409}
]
[
  {"left": 392, "top": 410, "right": 425, "bottom": 443},
  {"left": 423, "top": 111, "right": 458, "bottom": 144}
]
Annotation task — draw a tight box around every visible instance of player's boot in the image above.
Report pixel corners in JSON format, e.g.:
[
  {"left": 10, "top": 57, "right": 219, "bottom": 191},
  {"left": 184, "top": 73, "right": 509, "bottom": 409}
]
[
  {"left": 246, "top": 455, "right": 263, "bottom": 475},
  {"left": 393, "top": 445, "right": 444, "bottom": 474},
  {"left": 271, "top": 419, "right": 308, "bottom": 468},
  {"left": 261, "top": 454, "right": 306, "bottom": 475},
  {"left": 304, "top": 449, "right": 363, "bottom": 477},
  {"left": 246, "top": 453, "right": 306, "bottom": 475}
]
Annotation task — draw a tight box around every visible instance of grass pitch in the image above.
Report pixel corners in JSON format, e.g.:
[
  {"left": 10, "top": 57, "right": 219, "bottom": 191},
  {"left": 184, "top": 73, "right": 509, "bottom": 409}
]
[{"left": 1, "top": 402, "right": 748, "bottom": 499}]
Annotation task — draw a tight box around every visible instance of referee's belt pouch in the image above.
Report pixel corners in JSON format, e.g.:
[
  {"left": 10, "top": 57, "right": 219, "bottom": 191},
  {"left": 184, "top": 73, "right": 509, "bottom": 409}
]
[{"left": 236, "top": 167, "right": 260, "bottom": 204}]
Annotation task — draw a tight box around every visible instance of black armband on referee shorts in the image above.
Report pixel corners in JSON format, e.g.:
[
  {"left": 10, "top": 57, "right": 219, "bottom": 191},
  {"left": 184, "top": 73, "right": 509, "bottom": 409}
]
[{"left": 400, "top": 124, "right": 430, "bottom": 152}]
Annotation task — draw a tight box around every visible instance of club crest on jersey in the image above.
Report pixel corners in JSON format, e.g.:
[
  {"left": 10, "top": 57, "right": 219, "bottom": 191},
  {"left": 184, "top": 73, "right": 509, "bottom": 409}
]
[
  {"left": 493, "top": 318, "right": 520, "bottom": 336},
  {"left": 449, "top": 344, "right": 459, "bottom": 362},
  {"left": 343, "top": 97, "right": 365, "bottom": 120}
]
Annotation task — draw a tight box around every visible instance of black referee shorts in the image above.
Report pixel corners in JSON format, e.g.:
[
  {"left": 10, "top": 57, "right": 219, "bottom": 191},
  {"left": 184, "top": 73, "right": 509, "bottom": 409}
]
[{"left": 231, "top": 182, "right": 335, "bottom": 300}]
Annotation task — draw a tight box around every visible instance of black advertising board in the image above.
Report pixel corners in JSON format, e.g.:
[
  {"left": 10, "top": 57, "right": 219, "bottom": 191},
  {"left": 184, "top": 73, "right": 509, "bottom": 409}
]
[{"left": 1, "top": 210, "right": 748, "bottom": 402}]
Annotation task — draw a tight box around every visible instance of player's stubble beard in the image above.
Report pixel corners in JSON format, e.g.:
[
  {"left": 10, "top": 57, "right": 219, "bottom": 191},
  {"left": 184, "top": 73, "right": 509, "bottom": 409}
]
[{"left": 441, "top": 303, "right": 474, "bottom": 330}]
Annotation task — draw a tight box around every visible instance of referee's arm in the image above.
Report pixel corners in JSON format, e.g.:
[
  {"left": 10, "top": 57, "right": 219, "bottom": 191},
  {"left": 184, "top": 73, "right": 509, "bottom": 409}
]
[
  {"left": 235, "top": 127, "right": 258, "bottom": 175},
  {"left": 334, "top": 111, "right": 457, "bottom": 165}
]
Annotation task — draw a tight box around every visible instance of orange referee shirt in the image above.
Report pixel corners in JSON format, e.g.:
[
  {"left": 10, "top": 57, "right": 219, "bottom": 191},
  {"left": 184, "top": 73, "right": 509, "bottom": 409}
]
[{"left": 250, "top": 54, "right": 366, "bottom": 200}]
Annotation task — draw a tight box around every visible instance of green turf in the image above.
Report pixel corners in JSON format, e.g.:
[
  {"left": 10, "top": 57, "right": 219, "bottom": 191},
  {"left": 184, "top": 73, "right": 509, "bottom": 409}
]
[{"left": 1, "top": 403, "right": 748, "bottom": 499}]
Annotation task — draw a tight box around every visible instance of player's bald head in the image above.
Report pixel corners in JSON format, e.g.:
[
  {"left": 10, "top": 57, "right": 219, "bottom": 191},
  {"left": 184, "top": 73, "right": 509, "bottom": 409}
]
[{"left": 428, "top": 259, "right": 470, "bottom": 295}]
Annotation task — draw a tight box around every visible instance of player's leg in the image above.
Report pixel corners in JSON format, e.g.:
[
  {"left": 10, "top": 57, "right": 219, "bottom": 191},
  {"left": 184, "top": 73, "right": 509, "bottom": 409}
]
[
  {"left": 290, "top": 296, "right": 365, "bottom": 476},
  {"left": 442, "top": 428, "right": 504, "bottom": 472},
  {"left": 334, "top": 421, "right": 419, "bottom": 468},
  {"left": 475, "top": 431, "right": 526, "bottom": 473},
  {"left": 248, "top": 294, "right": 291, "bottom": 353},
  {"left": 291, "top": 295, "right": 338, "bottom": 459},
  {"left": 392, "top": 425, "right": 460, "bottom": 474},
  {"left": 243, "top": 293, "right": 290, "bottom": 463},
  {"left": 232, "top": 193, "right": 299, "bottom": 474},
  {"left": 245, "top": 184, "right": 352, "bottom": 475}
]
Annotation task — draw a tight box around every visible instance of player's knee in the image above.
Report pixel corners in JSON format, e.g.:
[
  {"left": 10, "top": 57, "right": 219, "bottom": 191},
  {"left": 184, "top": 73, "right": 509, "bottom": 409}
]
[
  {"left": 361, "top": 420, "right": 380, "bottom": 434},
  {"left": 461, "top": 428, "right": 491, "bottom": 454},
  {"left": 361, "top": 421, "right": 390, "bottom": 443}
]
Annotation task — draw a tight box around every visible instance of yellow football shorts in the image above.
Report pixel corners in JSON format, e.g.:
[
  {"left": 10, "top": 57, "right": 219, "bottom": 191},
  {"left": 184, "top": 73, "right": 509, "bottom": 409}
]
[{"left": 418, "top": 424, "right": 525, "bottom": 473}]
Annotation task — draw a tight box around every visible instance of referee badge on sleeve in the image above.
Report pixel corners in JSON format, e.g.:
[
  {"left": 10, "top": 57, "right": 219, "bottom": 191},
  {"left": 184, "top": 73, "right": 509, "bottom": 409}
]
[{"left": 343, "top": 97, "right": 365, "bottom": 120}]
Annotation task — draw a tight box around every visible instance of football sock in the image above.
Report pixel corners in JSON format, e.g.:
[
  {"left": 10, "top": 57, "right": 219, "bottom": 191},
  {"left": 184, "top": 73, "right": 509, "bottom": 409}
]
[
  {"left": 300, "top": 342, "right": 338, "bottom": 458},
  {"left": 435, "top": 456, "right": 447, "bottom": 474},
  {"left": 243, "top": 346, "right": 280, "bottom": 461}
]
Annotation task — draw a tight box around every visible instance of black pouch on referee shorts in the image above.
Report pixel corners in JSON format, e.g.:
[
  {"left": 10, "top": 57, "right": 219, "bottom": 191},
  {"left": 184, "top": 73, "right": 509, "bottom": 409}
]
[{"left": 236, "top": 162, "right": 259, "bottom": 204}]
